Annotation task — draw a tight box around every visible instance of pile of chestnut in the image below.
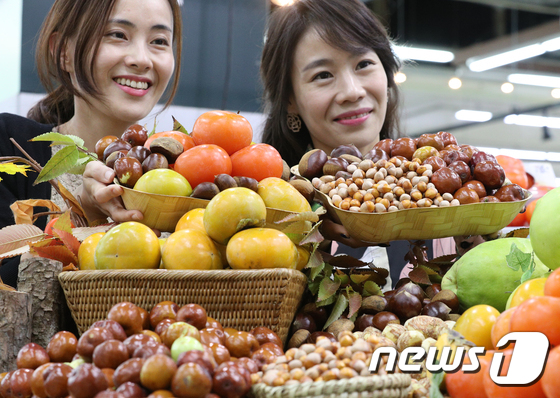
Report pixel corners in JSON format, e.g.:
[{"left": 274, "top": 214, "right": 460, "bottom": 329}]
[
  {"left": 299, "top": 131, "right": 525, "bottom": 213},
  {"left": 1, "top": 301, "right": 287, "bottom": 398},
  {"left": 288, "top": 279, "right": 460, "bottom": 349}
]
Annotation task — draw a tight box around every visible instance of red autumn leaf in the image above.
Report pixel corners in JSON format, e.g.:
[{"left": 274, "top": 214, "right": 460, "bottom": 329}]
[
  {"left": 31, "top": 245, "right": 78, "bottom": 266},
  {"left": 408, "top": 266, "right": 432, "bottom": 285},
  {"left": 52, "top": 228, "right": 81, "bottom": 257}
]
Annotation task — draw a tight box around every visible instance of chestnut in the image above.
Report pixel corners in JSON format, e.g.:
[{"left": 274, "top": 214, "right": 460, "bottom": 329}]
[
  {"left": 298, "top": 149, "right": 328, "bottom": 179},
  {"left": 425, "top": 283, "right": 442, "bottom": 299},
  {"left": 141, "top": 153, "right": 168, "bottom": 173},
  {"left": 305, "top": 331, "right": 336, "bottom": 344},
  {"left": 371, "top": 311, "right": 400, "bottom": 331},
  {"left": 105, "top": 150, "right": 128, "bottom": 169},
  {"left": 103, "top": 139, "right": 132, "bottom": 162},
  {"left": 388, "top": 290, "right": 423, "bottom": 321},
  {"left": 191, "top": 182, "right": 220, "bottom": 200},
  {"left": 214, "top": 174, "right": 237, "bottom": 191},
  {"left": 330, "top": 144, "right": 362, "bottom": 159},
  {"left": 149, "top": 137, "right": 183, "bottom": 164},
  {"left": 95, "top": 136, "right": 119, "bottom": 160},
  {"left": 354, "top": 314, "right": 376, "bottom": 332},
  {"left": 431, "top": 290, "right": 460, "bottom": 313},
  {"left": 290, "top": 312, "right": 317, "bottom": 335},
  {"left": 421, "top": 301, "right": 451, "bottom": 321},
  {"left": 431, "top": 167, "right": 462, "bottom": 195},
  {"left": 495, "top": 184, "right": 525, "bottom": 202},
  {"left": 363, "top": 148, "right": 389, "bottom": 163},
  {"left": 322, "top": 157, "right": 349, "bottom": 176},
  {"left": 233, "top": 176, "right": 259, "bottom": 192},
  {"left": 397, "top": 282, "right": 425, "bottom": 303},
  {"left": 127, "top": 146, "right": 151, "bottom": 164}
]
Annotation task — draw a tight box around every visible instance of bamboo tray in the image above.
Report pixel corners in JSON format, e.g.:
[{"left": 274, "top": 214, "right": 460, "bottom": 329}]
[
  {"left": 250, "top": 374, "right": 411, "bottom": 398},
  {"left": 292, "top": 166, "right": 531, "bottom": 243},
  {"left": 119, "top": 184, "right": 308, "bottom": 233},
  {"left": 58, "top": 268, "right": 307, "bottom": 344}
]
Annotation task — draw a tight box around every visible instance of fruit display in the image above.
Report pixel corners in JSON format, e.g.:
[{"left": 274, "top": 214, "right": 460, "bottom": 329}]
[{"left": 300, "top": 133, "right": 526, "bottom": 214}]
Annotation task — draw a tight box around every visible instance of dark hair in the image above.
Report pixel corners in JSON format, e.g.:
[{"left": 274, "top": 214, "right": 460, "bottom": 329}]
[
  {"left": 27, "top": 0, "right": 182, "bottom": 126},
  {"left": 260, "top": 0, "right": 401, "bottom": 167}
]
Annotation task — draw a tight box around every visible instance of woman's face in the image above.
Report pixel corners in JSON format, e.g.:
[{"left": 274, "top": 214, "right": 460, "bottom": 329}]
[
  {"left": 68, "top": 0, "right": 175, "bottom": 126},
  {"left": 289, "top": 28, "right": 388, "bottom": 156}
]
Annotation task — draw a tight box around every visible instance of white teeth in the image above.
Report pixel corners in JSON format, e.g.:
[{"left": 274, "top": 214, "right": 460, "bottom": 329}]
[
  {"left": 341, "top": 112, "right": 369, "bottom": 120},
  {"left": 115, "top": 78, "right": 148, "bottom": 90}
]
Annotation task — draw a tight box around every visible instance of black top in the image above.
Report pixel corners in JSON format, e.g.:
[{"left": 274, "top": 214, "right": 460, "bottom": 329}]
[{"left": 0, "top": 113, "right": 54, "bottom": 287}]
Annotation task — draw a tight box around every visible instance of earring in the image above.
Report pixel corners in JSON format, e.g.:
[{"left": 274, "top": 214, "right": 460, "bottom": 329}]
[{"left": 287, "top": 113, "right": 302, "bottom": 133}]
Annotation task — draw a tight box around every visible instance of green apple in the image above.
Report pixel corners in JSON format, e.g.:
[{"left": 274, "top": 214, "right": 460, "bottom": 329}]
[
  {"left": 171, "top": 336, "right": 204, "bottom": 362},
  {"left": 530, "top": 187, "right": 560, "bottom": 270}
]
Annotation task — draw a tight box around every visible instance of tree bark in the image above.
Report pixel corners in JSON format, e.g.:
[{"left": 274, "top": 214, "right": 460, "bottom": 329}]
[
  {"left": 18, "top": 257, "right": 65, "bottom": 348},
  {"left": 0, "top": 290, "right": 32, "bottom": 372}
]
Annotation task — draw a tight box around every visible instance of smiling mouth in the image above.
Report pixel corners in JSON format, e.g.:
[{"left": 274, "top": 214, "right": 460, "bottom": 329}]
[
  {"left": 114, "top": 78, "right": 150, "bottom": 90},
  {"left": 335, "top": 111, "right": 371, "bottom": 121}
]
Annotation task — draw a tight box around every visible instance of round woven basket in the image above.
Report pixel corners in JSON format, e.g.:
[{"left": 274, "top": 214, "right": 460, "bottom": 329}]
[
  {"left": 250, "top": 374, "right": 411, "bottom": 398},
  {"left": 292, "top": 166, "right": 531, "bottom": 243}
]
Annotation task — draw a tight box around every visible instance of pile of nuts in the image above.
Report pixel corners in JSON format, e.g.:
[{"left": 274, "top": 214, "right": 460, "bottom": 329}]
[{"left": 298, "top": 132, "right": 526, "bottom": 214}]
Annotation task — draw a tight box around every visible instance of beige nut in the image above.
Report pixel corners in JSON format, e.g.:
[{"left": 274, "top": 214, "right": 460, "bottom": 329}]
[
  {"left": 396, "top": 330, "right": 426, "bottom": 352},
  {"left": 404, "top": 315, "right": 448, "bottom": 340}
]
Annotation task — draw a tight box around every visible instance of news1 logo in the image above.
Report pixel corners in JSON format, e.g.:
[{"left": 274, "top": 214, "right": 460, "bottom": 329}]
[{"left": 368, "top": 332, "right": 549, "bottom": 385}]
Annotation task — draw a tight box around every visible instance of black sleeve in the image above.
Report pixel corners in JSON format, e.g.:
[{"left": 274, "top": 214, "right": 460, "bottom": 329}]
[{"left": 0, "top": 113, "right": 54, "bottom": 288}]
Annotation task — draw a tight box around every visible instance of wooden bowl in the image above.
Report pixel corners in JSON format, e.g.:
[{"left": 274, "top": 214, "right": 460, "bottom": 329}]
[
  {"left": 291, "top": 166, "right": 531, "bottom": 243},
  {"left": 120, "top": 183, "right": 311, "bottom": 233}
]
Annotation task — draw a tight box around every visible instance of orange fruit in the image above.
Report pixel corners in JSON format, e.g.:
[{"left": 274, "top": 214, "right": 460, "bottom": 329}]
[
  {"left": 544, "top": 267, "right": 560, "bottom": 297},
  {"left": 525, "top": 200, "right": 538, "bottom": 224},
  {"left": 191, "top": 110, "right": 253, "bottom": 155},
  {"left": 174, "top": 144, "right": 232, "bottom": 189},
  {"left": 541, "top": 345, "right": 560, "bottom": 398},
  {"left": 162, "top": 229, "right": 222, "bottom": 270},
  {"left": 490, "top": 307, "right": 515, "bottom": 349},
  {"left": 94, "top": 222, "right": 160, "bottom": 269},
  {"left": 510, "top": 296, "right": 560, "bottom": 345},
  {"left": 78, "top": 232, "right": 105, "bottom": 270},
  {"left": 226, "top": 228, "right": 299, "bottom": 270},
  {"left": 144, "top": 131, "right": 195, "bottom": 152},
  {"left": 175, "top": 208, "right": 206, "bottom": 232},
  {"left": 445, "top": 352, "right": 490, "bottom": 398},
  {"left": 230, "top": 143, "right": 283, "bottom": 182}
]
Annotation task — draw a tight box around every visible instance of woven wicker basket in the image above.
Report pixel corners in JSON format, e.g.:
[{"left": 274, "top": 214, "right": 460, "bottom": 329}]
[
  {"left": 58, "top": 268, "right": 307, "bottom": 344},
  {"left": 250, "top": 374, "right": 411, "bottom": 398}
]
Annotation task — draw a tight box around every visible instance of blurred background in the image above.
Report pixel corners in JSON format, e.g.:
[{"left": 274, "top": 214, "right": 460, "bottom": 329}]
[{"left": 1, "top": 0, "right": 559, "bottom": 185}]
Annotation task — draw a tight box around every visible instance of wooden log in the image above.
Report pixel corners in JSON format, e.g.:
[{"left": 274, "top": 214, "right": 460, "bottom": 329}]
[
  {"left": 0, "top": 290, "right": 32, "bottom": 372},
  {"left": 18, "top": 257, "right": 64, "bottom": 347}
]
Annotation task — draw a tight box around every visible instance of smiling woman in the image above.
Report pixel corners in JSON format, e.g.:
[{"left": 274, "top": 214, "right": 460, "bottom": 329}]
[{"left": 0, "top": 0, "right": 183, "bottom": 288}]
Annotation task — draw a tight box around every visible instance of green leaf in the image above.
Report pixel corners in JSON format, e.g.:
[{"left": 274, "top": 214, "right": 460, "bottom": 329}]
[
  {"left": 323, "top": 294, "right": 349, "bottom": 330},
  {"left": 305, "top": 248, "right": 323, "bottom": 270},
  {"left": 350, "top": 273, "right": 371, "bottom": 285},
  {"left": 53, "top": 211, "right": 74, "bottom": 234},
  {"left": 32, "top": 132, "right": 85, "bottom": 148},
  {"left": 429, "top": 371, "right": 445, "bottom": 398},
  {"left": 309, "top": 261, "right": 325, "bottom": 280},
  {"left": 346, "top": 287, "right": 362, "bottom": 319},
  {"left": 308, "top": 278, "right": 321, "bottom": 296},
  {"left": 318, "top": 276, "right": 341, "bottom": 302},
  {"left": 67, "top": 153, "right": 96, "bottom": 174},
  {"left": 299, "top": 221, "right": 324, "bottom": 245},
  {"left": 172, "top": 116, "right": 189, "bottom": 135},
  {"left": 506, "top": 243, "right": 531, "bottom": 271},
  {"left": 34, "top": 146, "right": 79, "bottom": 184},
  {"left": 149, "top": 118, "right": 157, "bottom": 137},
  {"left": 323, "top": 263, "right": 333, "bottom": 278},
  {"left": 317, "top": 294, "right": 337, "bottom": 307},
  {"left": 362, "top": 281, "right": 382, "bottom": 297},
  {"left": 520, "top": 252, "right": 537, "bottom": 284}
]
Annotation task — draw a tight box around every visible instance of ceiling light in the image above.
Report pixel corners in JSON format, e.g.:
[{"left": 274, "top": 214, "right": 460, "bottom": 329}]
[
  {"left": 504, "top": 114, "right": 560, "bottom": 129},
  {"left": 543, "top": 37, "right": 560, "bottom": 52},
  {"left": 448, "top": 77, "right": 462, "bottom": 90},
  {"left": 455, "top": 110, "right": 492, "bottom": 122},
  {"left": 394, "top": 72, "right": 407, "bottom": 84},
  {"left": 466, "top": 44, "right": 545, "bottom": 72},
  {"left": 271, "top": 0, "right": 295, "bottom": 5},
  {"left": 393, "top": 46, "right": 454, "bottom": 63},
  {"left": 507, "top": 73, "right": 560, "bottom": 88},
  {"left": 552, "top": 88, "right": 560, "bottom": 99},
  {"left": 501, "top": 82, "right": 514, "bottom": 94}
]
